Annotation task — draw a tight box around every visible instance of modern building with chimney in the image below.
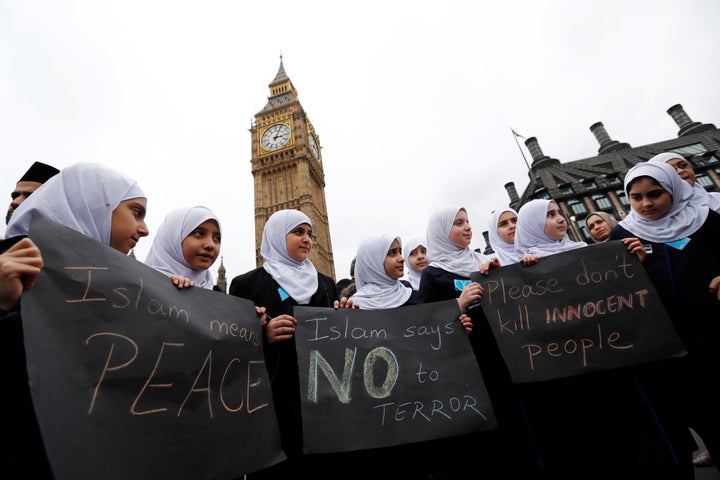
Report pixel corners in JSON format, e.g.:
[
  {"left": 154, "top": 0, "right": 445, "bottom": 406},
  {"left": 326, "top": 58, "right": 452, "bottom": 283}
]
[{"left": 502, "top": 104, "right": 720, "bottom": 243}]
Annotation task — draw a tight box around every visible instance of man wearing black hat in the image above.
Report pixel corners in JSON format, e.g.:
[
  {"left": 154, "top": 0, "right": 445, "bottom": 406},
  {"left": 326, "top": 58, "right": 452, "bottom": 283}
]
[{"left": 5, "top": 161, "right": 60, "bottom": 225}]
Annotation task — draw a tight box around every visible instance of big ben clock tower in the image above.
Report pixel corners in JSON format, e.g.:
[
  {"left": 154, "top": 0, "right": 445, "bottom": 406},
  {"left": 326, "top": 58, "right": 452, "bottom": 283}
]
[{"left": 250, "top": 56, "right": 336, "bottom": 278}]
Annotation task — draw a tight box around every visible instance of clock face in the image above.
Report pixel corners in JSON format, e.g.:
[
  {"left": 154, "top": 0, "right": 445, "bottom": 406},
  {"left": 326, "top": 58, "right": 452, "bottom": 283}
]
[
  {"left": 261, "top": 123, "right": 291, "bottom": 151},
  {"left": 309, "top": 133, "right": 320, "bottom": 159}
]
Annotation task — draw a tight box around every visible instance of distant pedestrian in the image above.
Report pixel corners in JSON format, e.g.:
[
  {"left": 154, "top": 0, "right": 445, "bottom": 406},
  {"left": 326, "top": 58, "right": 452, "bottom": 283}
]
[
  {"left": 402, "top": 236, "right": 429, "bottom": 289},
  {"left": 584, "top": 211, "right": 619, "bottom": 243},
  {"left": 5, "top": 161, "right": 59, "bottom": 226}
]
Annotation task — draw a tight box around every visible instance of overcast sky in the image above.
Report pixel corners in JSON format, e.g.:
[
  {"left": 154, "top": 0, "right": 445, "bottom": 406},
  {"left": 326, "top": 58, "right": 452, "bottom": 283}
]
[{"left": 3, "top": 0, "right": 720, "bottom": 282}]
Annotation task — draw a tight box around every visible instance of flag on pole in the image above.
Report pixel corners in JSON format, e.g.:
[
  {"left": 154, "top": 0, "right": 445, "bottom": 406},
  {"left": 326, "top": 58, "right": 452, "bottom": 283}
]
[{"left": 510, "top": 127, "right": 531, "bottom": 171}]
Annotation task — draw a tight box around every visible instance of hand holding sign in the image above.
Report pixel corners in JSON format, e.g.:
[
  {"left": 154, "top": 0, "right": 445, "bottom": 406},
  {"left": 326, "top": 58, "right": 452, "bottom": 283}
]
[
  {"left": 22, "top": 216, "right": 285, "bottom": 480},
  {"left": 471, "top": 241, "right": 686, "bottom": 383}
]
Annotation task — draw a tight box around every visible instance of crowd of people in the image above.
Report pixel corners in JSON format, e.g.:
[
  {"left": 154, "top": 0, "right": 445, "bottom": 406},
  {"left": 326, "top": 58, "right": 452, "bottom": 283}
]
[{"left": 2, "top": 151, "right": 719, "bottom": 479}]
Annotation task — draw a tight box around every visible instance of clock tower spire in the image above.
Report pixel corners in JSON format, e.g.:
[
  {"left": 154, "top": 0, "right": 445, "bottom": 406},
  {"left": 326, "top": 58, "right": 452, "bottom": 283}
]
[{"left": 250, "top": 56, "right": 336, "bottom": 278}]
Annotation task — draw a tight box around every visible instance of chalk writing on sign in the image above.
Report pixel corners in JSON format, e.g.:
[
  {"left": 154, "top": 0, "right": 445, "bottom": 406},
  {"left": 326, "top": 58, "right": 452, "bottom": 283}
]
[
  {"left": 294, "top": 300, "right": 497, "bottom": 454},
  {"left": 22, "top": 216, "right": 285, "bottom": 480},
  {"left": 471, "top": 241, "right": 686, "bottom": 383}
]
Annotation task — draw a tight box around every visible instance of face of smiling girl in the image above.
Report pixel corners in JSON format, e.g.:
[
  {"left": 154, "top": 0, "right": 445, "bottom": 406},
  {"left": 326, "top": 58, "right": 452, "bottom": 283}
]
[{"left": 182, "top": 219, "right": 221, "bottom": 270}]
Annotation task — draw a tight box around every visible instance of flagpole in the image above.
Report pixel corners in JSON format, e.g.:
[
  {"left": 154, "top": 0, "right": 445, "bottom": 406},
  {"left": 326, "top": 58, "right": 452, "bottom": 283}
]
[{"left": 511, "top": 128, "right": 531, "bottom": 171}]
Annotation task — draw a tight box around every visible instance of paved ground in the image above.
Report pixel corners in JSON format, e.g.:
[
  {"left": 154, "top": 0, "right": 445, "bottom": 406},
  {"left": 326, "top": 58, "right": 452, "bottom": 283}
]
[{"left": 692, "top": 429, "right": 719, "bottom": 480}]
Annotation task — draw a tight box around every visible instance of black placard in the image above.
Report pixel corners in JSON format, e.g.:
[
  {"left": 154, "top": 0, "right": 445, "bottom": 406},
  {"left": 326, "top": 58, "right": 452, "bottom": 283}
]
[
  {"left": 471, "top": 241, "right": 686, "bottom": 383},
  {"left": 22, "top": 216, "right": 285, "bottom": 480},
  {"left": 294, "top": 300, "right": 496, "bottom": 453}
]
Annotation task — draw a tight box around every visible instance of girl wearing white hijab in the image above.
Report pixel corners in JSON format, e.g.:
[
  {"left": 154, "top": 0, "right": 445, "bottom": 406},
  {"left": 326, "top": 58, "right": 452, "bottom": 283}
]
[
  {"left": 420, "top": 206, "right": 489, "bottom": 310},
  {"left": 488, "top": 207, "right": 521, "bottom": 266},
  {"left": 228, "top": 209, "right": 349, "bottom": 478},
  {"left": 649, "top": 152, "right": 720, "bottom": 213},
  {"left": 350, "top": 233, "right": 420, "bottom": 309},
  {"left": 610, "top": 161, "right": 720, "bottom": 470},
  {"left": 656, "top": 152, "right": 720, "bottom": 470},
  {"left": 348, "top": 232, "right": 472, "bottom": 478},
  {"left": 3, "top": 162, "right": 148, "bottom": 478},
  {"left": 514, "top": 199, "right": 587, "bottom": 259},
  {"left": 510, "top": 167, "right": 700, "bottom": 476},
  {"left": 402, "top": 236, "right": 428, "bottom": 289},
  {"left": 7, "top": 162, "right": 148, "bottom": 253},
  {"left": 614, "top": 161, "right": 708, "bottom": 243},
  {"left": 144, "top": 206, "right": 221, "bottom": 290},
  {"left": 419, "top": 206, "right": 541, "bottom": 478}
]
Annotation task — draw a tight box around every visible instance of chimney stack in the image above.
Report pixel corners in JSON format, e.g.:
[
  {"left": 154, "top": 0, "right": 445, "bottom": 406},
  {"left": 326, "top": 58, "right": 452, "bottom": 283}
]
[
  {"left": 589, "top": 122, "right": 630, "bottom": 154},
  {"left": 505, "top": 182, "right": 519, "bottom": 204},
  {"left": 667, "top": 104, "right": 716, "bottom": 136},
  {"left": 525, "top": 137, "right": 544, "bottom": 162},
  {"left": 524, "top": 137, "right": 560, "bottom": 172},
  {"left": 481, "top": 230, "right": 494, "bottom": 256}
]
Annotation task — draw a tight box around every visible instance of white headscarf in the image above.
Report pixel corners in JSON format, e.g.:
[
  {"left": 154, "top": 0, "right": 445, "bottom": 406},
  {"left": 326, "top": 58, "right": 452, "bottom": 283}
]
[
  {"left": 515, "top": 199, "right": 587, "bottom": 257},
  {"left": 7, "top": 162, "right": 145, "bottom": 244},
  {"left": 648, "top": 152, "right": 720, "bottom": 213},
  {"left": 402, "top": 236, "right": 426, "bottom": 289},
  {"left": 619, "top": 161, "right": 708, "bottom": 243},
  {"left": 144, "top": 206, "right": 221, "bottom": 290},
  {"left": 426, "top": 206, "right": 490, "bottom": 278},
  {"left": 488, "top": 207, "right": 520, "bottom": 265},
  {"left": 350, "top": 233, "right": 413, "bottom": 310},
  {"left": 261, "top": 209, "right": 318, "bottom": 304}
]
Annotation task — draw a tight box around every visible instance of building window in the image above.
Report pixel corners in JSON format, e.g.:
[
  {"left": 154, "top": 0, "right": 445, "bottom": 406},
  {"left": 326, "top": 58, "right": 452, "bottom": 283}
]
[
  {"left": 697, "top": 174, "right": 714, "bottom": 188},
  {"left": 615, "top": 189, "right": 630, "bottom": 207},
  {"left": 576, "top": 219, "right": 591, "bottom": 243},
  {"left": 582, "top": 180, "right": 597, "bottom": 190},
  {"left": 691, "top": 154, "right": 720, "bottom": 167},
  {"left": 558, "top": 185, "right": 574, "bottom": 196},
  {"left": 696, "top": 174, "right": 718, "bottom": 192},
  {"left": 671, "top": 144, "right": 707, "bottom": 156},
  {"left": 604, "top": 175, "right": 621, "bottom": 186},
  {"left": 532, "top": 187, "right": 551, "bottom": 200},
  {"left": 568, "top": 198, "right": 588, "bottom": 215},
  {"left": 591, "top": 194, "right": 612, "bottom": 210}
]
